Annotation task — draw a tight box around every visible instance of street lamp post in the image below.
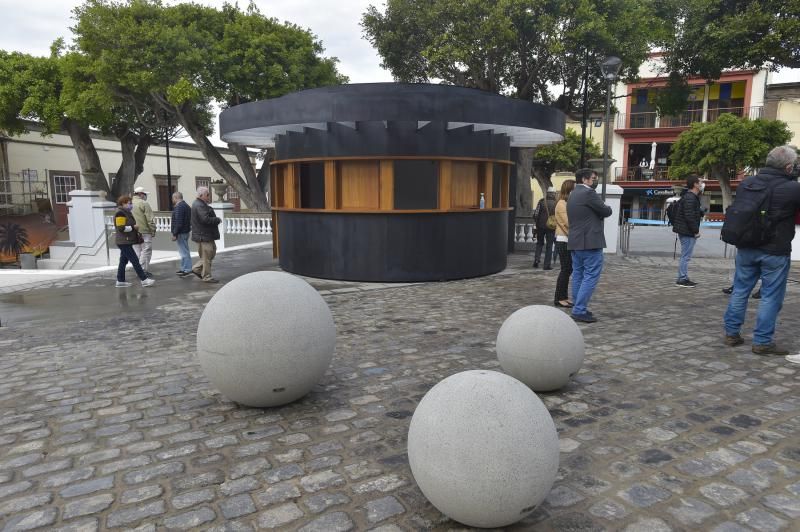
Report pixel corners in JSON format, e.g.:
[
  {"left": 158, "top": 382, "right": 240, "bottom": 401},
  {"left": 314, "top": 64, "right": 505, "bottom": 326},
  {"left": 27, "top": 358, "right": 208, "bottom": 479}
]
[{"left": 600, "top": 56, "right": 622, "bottom": 201}]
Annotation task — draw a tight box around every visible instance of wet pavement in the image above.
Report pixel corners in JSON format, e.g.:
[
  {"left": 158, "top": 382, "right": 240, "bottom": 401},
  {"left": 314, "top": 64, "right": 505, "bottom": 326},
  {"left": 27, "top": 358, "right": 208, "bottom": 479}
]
[{"left": 1, "top": 249, "right": 799, "bottom": 531}]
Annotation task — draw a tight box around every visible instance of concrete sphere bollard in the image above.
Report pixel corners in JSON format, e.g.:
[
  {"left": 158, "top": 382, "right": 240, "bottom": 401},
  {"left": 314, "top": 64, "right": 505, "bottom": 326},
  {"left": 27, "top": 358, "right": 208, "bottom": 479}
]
[
  {"left": 407, "top": 370, "right": 559, "bottom": 528},
  {"left": 496, "top": 305, "right": 585, "bottom": 392},
  {"left": 196, "top": 271, "right": 335, "bottom": 407}
]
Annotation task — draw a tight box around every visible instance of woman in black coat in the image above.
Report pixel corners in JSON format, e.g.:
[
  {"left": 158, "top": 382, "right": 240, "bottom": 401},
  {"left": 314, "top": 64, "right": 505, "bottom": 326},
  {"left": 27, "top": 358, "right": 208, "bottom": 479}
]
[{"left": 114, "top": 195, "right": 155, "bottom": 288}]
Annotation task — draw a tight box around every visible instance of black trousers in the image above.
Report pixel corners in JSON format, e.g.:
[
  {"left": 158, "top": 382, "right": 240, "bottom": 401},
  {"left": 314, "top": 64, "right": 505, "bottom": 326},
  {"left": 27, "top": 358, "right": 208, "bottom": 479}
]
[
  {"left": 554, "top": 241, "right": 572, "bottom": 302},
  {"left": 534, "top": 229, "right": 555, "bottom": 267}
]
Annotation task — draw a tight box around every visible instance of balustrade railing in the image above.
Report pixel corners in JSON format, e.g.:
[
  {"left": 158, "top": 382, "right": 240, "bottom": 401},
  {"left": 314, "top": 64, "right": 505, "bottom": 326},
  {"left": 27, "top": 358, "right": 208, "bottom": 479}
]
[
  {"left": 108, "top": 211, "right": 274, "bottom": 236},
  {"left": 225, "top": 214, "right": 273, "bottom": 235},
  {"left": 617, "top": 106, "right": 764, "bottom": 130}
]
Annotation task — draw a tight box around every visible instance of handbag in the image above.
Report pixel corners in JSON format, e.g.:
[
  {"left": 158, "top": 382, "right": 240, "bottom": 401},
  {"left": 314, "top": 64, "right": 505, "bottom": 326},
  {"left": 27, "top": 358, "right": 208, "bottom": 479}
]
[
  {"left": 544, "top": 199, "right": 557, "bottom": 231},
  {"left": 135, "top": 231, "right": 144, "bottom": 244}
]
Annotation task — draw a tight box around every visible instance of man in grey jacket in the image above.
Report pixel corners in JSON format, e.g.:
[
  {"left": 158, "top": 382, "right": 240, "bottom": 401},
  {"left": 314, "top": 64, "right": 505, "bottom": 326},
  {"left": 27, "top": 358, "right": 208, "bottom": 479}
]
[
  {"left": 191, "top": 187, "right": 222, "bottom": 283},
  {"left": 567, "top": 168, "right": 613, "bottom": 323}
]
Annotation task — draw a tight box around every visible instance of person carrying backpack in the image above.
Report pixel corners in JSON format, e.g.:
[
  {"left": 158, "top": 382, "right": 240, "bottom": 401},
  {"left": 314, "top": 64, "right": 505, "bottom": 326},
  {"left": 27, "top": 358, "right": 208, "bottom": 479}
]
[
  {"left": 722, "top": 145, "right": 800, "bottom": 357},
  {"left": 672, "top": 175, "right": 704, "bottom": 287}
]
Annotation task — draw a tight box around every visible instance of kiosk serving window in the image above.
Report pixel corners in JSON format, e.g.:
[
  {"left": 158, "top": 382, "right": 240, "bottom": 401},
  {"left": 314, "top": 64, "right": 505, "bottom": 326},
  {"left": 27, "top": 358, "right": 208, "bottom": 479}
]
[{"left": 393, "top": 160, "right": 439, "bottom": 210}]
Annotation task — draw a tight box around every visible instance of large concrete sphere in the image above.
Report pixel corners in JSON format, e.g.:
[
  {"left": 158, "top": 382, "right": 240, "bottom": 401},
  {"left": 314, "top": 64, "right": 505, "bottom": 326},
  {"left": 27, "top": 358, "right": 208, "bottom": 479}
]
[
  {"left": 496, "top": 305, "right": 585, "bottom": 392},
  {"left": 196, "top": 271, "right": 335, "bottom": 407},
  {"left": 407, "top": 370, "right": 559, "bottom": 528}
]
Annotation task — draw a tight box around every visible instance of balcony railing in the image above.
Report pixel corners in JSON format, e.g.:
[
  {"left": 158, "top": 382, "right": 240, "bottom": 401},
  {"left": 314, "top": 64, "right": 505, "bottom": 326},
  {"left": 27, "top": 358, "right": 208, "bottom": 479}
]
[
  {"left": 613, "top": 166, "right": 745, "bottom": 182},
  {"left": 617, "top": 106, "right": 764, "bottom": 130}
]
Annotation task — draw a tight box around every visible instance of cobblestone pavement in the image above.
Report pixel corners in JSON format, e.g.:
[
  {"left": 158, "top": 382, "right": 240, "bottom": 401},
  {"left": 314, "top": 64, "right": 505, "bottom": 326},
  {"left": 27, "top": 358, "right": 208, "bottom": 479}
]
[{"left": 1, "top": 250, "right": 800, "bottom": 531}]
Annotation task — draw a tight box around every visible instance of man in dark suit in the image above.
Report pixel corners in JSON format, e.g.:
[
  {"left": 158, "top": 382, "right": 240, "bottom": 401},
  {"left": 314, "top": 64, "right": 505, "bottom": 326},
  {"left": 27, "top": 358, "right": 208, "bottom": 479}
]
[{"left": 567, "top": 168, "right": 613, "bottom": 323}]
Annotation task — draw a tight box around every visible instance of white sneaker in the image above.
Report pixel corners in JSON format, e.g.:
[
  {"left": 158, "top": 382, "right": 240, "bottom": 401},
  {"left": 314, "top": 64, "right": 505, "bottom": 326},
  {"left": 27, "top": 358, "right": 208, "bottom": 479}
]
[
  {"left": 141, "top": 278, "right": 155, "bottom": 287},
  {"left": 116, "top": 281, "right": 132, "bottom": 288},
  {"left": 785, "top": 354, "right": 800, "bottom": 365}
]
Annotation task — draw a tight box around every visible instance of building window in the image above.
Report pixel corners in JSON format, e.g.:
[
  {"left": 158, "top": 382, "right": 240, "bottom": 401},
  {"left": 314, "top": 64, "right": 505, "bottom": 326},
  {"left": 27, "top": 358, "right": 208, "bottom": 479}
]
[
  {"left": 196, "top": 177, "right": 211, "bottom": 191},
  {"left": 53, "top": 174, "right": 77, "bottom": 204}
]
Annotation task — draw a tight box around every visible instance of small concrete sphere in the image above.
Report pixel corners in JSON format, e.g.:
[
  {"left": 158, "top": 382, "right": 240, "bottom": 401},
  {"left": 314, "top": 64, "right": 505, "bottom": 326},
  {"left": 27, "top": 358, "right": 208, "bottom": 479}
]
[
  {"left": 196, "top": 271, "right": 335, "bottom": 407},
  {"left": 496, "top": 305, "right": 585, "bottom": 392},
  {"left": 407, "top": 370, "right": 559, "bottom": 528}
]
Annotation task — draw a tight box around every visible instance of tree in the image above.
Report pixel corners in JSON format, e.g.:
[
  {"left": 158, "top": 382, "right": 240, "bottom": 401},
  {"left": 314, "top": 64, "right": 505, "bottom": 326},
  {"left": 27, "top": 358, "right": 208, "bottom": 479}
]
[
  {"left": 670, "top": 114, "right": 792, "bottom": 208},
  {"left": 71, "top": 0, "right": 346, "bottom": 211},
  {"left": 362, "top": 0, "right": 667, "bottom": 214},
  {"left": 531, "top": 129, "right": 601, "bottom": 198},
  {"left": 0, "top": 47, "right": 173, "bottom": 198},
  {"left": 659, "top": 0, "right": 800, "bottom": 82}
]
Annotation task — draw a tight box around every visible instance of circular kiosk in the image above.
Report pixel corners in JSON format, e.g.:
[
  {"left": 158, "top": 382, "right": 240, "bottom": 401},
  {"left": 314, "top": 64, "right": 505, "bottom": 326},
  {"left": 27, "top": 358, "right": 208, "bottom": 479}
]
[{"left": 220, "top": 83, "right": 565, "bottom": 282}]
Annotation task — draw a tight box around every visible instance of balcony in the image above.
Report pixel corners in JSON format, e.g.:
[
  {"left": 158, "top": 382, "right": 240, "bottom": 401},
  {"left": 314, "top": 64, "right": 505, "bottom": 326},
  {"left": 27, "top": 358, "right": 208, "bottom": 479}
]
[
  {"left": 616, "top": 106, "right": 764, "bottom": 130},
  {"left": 613, "top": 166, "right": 743, "bottom": 182}
]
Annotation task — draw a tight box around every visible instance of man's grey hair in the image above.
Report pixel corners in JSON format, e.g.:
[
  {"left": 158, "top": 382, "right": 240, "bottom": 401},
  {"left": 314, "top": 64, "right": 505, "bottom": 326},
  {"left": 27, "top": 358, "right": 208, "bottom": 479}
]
[
  {"left": 765, "top": 145, "right": 797, "bottom": 170},
  {"left": 172, "top": 191, "right": 183, "bottom": 200},
  {"left": 196, "top": 186, "right": 209, "bottom": 198}
]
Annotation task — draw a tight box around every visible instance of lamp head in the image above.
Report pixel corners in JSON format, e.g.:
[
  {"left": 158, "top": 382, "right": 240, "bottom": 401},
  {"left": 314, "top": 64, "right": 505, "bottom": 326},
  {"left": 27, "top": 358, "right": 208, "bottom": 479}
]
[{"left": 600, "top": 56, "right": 622, "bottom": 82}]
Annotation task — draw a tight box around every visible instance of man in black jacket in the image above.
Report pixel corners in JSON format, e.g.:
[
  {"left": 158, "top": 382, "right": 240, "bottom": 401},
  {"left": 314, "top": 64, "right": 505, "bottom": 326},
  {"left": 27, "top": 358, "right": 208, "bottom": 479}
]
[
  {"left": 673, "top": 175, "right": 704, "bottom": 287},
  {"left": 171, "top": 191, "right": 192, "bottom": 276},
  {"left": 190, "top": 187, "right": 222, "bottom": 283},
  {"left": 723, "top": 145, "right": 800, "bottom": 356}
]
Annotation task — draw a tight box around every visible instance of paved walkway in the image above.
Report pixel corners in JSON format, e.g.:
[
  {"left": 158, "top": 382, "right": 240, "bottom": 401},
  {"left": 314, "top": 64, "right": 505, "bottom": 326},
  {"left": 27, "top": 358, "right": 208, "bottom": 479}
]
[{"left": 1, "top": 249, "right": 799, "bottom": 530}]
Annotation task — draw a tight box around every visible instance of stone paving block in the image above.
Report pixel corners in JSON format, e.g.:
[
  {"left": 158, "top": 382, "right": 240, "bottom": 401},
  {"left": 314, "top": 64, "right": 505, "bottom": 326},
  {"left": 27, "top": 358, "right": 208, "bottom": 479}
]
[
  {"left": 63, "top": 493, "right": 115, "bottom": 519},
  {"left": 298, "top": 511, "right": 355, "bottom": 532},
  {"left": 162, "top": 507, "right": 216, "bottom": 530},
  {"left": 106, "top": 499, "right": 165, "bottom": 528},
  {"left": 364, "top": 495, "right": 405, "bottom": 523},
  {"left": 736, "top": 507, "right": 788, "bottom": 531},
  {"left": 219, "top": 493, "right": 257, "bottom": 519},
  {"left": 256, "top": 502, "right": 304, "bottom": 528},
  {"left": 254, "top": 481, "right": 301, "bottom": 506}
]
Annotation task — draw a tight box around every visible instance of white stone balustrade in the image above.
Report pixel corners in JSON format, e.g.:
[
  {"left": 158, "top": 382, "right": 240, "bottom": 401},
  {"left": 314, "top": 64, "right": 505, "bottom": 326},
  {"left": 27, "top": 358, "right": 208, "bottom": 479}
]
[
  {"left": 106, "top": 212, "right": 273, "bottom": 237},
  {"left": 225, "top": 215, "right": 273, "bottom": 235}
]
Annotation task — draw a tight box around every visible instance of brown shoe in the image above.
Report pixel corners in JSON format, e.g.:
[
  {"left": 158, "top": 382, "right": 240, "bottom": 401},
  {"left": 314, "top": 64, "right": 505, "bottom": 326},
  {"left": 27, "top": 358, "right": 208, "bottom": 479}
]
[
  {"left": 202, "top": 278, "right": 219, "bottom": 284},
  {"left": 724, "top": 334, "right": 744, "bottom": 347},
  {"left": 752, "top": 343, "right": 789, "bottom": 356}
]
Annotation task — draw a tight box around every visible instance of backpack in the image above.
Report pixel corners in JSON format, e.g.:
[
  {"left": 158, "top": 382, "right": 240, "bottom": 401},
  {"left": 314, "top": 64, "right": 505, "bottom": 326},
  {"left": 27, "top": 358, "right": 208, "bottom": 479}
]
[
  {"left": 664, "top": 197, "right": 682, "bottom": 226},
  {"left": 720, "top": 177, "right": 781, "bottom": 247}
]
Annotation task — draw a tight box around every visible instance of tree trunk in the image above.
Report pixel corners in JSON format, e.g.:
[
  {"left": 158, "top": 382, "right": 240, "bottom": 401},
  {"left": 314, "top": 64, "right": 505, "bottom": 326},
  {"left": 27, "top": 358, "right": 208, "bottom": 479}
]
[
  {"left": 176, "top": 105, "right": 269, "bottom": 211},
  {"left": 110, "top": 133, "right": 152, "bottom": 200},
  {"left": 63, "top": 119, "right": 108, "bottom": 195},
  {"left": 229, "top": 142, "right": 269, "bottom": 211},
  {"left": 514, "top": 148, "right": 534, "bottom": 217},
  {"left": 257, "top": 148, "right": 274, "bottom": 209},
  {"left": 111, "top": 133, "right": 136, "bottom": 200},
  {"left": 714, "top": 166, "right": 734, "bottom": 210},
  {"left": 531, "top": 162, "right": 554, "bottom": 204}
]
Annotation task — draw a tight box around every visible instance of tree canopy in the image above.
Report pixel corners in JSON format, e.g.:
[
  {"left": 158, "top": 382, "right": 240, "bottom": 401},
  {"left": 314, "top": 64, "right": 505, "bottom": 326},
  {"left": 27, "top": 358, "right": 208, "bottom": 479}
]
[
  {"left": 659, "top": 0, "right": 800, "bottom": 82},
  {"left": 670, "top": 114, "right": 792, "bottom": 208},
  {"left": 362, "top": 0, "right": 666, "bottom": 115},
  {"left": 531, "top": 128, "right": 601, "bottom": 194},
  {"left": 71, "top": 0, "right": 346, "bottom": 210}
]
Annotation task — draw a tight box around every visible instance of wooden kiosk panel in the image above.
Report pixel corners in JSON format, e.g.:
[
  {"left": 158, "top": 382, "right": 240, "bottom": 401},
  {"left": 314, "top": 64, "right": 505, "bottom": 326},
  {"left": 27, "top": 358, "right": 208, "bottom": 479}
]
[
  {"left": 338, "top": 160, "right": 380, "bottom": 209},
  {"left": 451, "top": 161, "right": 479, "bottom": 208}
]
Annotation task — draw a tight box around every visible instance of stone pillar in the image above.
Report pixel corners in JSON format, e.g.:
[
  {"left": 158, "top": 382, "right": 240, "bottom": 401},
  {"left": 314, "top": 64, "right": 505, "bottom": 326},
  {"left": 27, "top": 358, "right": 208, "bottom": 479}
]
[
  {"left": 602, "top": 184, "right": 624, "bottom": 254},
  {"left": 792, "top": 226, "right": 800, "bottom": 262},
  {"left": 211, "top": 202, "right": 234, "bottom": 250},
  {"left": 66, "top": 190, "right": 115, "bottom": 247}
]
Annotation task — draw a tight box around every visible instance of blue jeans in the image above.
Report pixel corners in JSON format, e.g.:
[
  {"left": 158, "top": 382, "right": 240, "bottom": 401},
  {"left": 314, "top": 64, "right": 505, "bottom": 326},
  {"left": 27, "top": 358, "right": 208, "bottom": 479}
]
[
  {"left": 117, "top": 244, "right": 147, "bottom": 282},
  {"left": 571, "top": 249, "right": 604, "bottom": 316},
  {"left": 723, "top": 248, "right": 790, "bottom": 345},
  {"left": 677, "top": 235, "right": 697, "bottom": 281},
  {"left": 176, "top": 232, "right": 192, "bottom": 272}
]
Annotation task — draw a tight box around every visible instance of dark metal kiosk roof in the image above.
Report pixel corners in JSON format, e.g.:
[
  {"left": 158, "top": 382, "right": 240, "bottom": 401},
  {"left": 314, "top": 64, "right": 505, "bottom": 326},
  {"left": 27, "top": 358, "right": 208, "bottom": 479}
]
[{"left": 219, "top": 83, "right": 565, "bottom": 148}]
